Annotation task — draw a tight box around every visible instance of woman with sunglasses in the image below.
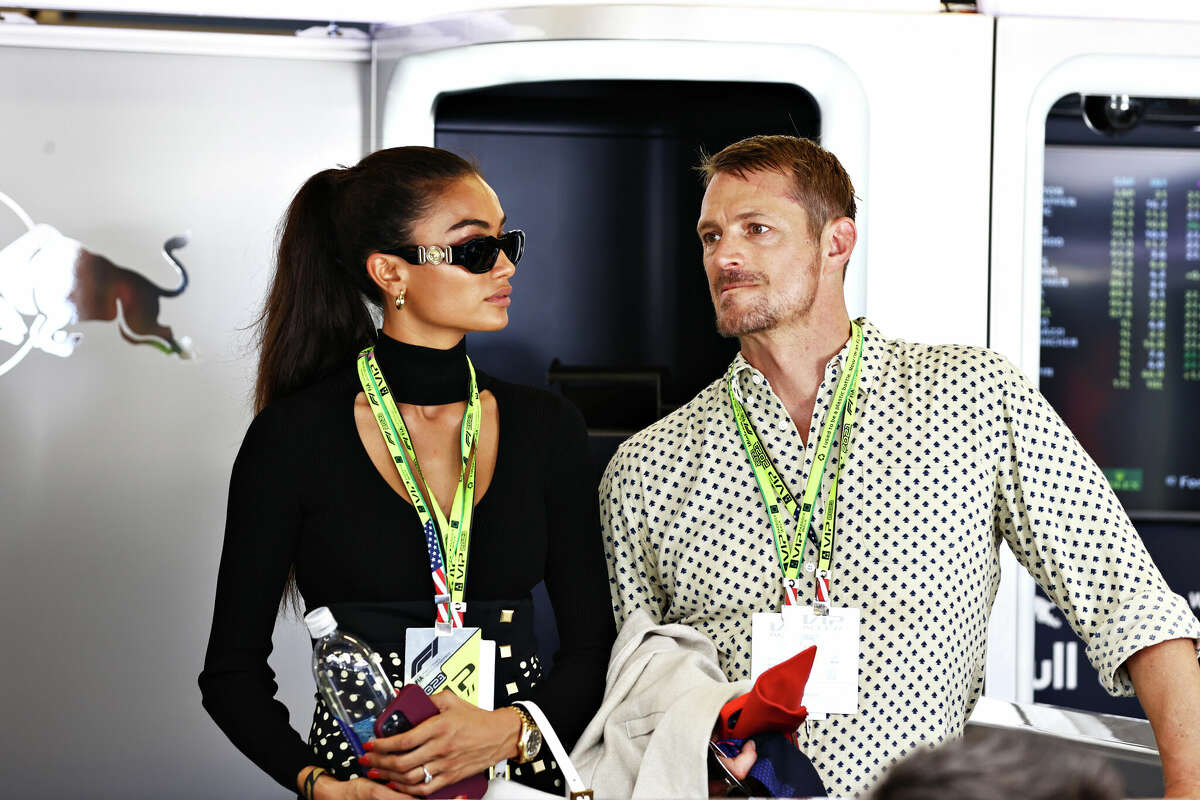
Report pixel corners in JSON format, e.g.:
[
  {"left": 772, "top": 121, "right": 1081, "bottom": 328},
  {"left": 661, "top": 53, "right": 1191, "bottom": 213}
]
[{"left": 200, "top": 147, "right": 614, "bottom": 800}]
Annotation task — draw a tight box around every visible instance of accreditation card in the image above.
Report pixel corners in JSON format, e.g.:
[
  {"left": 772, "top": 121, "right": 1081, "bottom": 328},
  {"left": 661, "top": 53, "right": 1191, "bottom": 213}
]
[
  {"left": 404, "top": 626, "right": 496, "bottom": 710},
  {"left": 751, "top": 607, "right": 860, "bottom": 720}
]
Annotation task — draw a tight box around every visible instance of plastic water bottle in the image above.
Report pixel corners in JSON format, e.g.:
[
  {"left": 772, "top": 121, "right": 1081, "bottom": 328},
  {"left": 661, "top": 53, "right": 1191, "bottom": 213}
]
[{"left": 304, "top": 606, "right": 396, "bottom": 756}]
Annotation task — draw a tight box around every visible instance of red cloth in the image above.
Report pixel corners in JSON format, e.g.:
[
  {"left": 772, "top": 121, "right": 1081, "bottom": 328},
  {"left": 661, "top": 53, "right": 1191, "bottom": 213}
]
[{"left": 717, "top": 645, "right": 816, "bottom": 738}]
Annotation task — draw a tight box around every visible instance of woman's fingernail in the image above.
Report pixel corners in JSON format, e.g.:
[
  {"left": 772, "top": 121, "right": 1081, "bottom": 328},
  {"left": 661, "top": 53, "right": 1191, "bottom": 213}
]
[
  {"left": 357, "top": 755, "right": 370, "bottom": 766},
  {"left": 364, "top": 740, "right": 375, "bottom": 752},
  {"left": 388, "top": 782, "right": 402, "bottom": 791},
  {"left": 368, "top": 768, "right": 383, "bottom": 780}
]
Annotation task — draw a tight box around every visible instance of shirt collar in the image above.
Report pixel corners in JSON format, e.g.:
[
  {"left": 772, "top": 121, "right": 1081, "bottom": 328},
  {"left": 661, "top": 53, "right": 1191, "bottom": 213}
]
[{"left": 726, "top": 317, "right": 883, "bottom": 406}]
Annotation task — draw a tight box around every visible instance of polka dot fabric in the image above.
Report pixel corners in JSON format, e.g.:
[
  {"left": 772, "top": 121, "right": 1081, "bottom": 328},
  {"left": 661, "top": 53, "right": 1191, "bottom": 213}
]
[{"left": 600, "top": 318, "right": 1200, "bottom": 797}]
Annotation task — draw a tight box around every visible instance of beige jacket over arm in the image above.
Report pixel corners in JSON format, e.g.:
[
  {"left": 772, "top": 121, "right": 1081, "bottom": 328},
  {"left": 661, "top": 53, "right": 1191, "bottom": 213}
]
[{"left": 570, "top": 608, "right": 749, "bottom": 799}]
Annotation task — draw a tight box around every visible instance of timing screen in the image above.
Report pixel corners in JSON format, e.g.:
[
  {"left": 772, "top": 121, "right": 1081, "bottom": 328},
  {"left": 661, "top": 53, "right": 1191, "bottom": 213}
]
[{"left": 1041, "top": 145, "right": 1200, "bottom": 515}]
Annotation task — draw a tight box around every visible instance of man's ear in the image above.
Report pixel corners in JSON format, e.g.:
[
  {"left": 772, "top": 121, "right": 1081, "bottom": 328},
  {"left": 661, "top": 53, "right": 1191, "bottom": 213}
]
[
  {"left": 822, "top": 218, "right": 857, "bottom": 275},
  {"left": 365, "top": 253, "right": 408, "bottom": 297}
]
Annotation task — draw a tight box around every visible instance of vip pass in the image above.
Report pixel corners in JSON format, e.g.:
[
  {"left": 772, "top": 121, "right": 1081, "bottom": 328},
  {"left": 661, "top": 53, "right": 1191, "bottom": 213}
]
[
  {"left": 358, "top": 347, "right": 480, "bottom": 633},
  {"left": 728, "top": 321, "right": 863, "bottom": 611}
]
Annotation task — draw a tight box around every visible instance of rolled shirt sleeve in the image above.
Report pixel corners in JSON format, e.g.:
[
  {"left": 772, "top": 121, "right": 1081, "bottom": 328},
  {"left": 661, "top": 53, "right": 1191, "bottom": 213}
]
[{"left": 991, "top": 356, "right": 1200, "bottom": 695}]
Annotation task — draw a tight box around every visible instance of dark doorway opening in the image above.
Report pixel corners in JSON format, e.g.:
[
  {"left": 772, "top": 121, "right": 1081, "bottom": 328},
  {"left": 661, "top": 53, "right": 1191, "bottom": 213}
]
[{"left": 436, "top": 79, "right": 821, "bottom": 472}]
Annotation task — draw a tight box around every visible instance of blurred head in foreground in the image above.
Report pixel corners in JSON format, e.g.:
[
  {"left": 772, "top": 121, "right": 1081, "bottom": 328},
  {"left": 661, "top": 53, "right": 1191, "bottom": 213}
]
[{"left": 869, "top": 731, "right": 1123, "bottom": 800}]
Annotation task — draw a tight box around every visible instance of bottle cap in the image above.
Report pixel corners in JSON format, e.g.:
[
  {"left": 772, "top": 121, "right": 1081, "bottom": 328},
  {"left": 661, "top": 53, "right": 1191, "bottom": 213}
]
[{"left": 304, "top": 606, "right": 337, "bottom": 638}]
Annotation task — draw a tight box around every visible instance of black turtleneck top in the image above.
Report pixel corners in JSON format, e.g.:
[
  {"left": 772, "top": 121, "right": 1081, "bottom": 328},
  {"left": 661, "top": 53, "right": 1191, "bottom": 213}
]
[{"left": 199, "top": 335, "right": 615, "bottom": 793}]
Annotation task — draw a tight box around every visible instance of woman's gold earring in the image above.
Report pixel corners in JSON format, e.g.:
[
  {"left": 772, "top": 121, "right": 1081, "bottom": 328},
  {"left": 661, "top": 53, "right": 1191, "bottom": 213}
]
[{"left": 395, "top": 288, "right": 406, "bottom": 310}]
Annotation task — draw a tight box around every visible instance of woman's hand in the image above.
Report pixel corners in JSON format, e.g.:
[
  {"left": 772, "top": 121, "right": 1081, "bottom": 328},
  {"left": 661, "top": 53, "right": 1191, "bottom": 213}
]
[
  {"left": 357, "top": 691, "right": 522, "bottom": 797},
  {"left": 297, "top": 767, "right": 416, "bottom": 800},
  {"left": 321, "top": 776, "right": 417, "bottom": 800}
]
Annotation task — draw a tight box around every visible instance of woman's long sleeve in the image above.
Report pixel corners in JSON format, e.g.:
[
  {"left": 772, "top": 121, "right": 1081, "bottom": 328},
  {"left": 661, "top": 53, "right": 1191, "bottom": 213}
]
[
  {"left": 199, "top": 407, "right": 315, "bottom": 792},
  {"left": 528, "top": 395, "right": 616, "bottom": 748}
]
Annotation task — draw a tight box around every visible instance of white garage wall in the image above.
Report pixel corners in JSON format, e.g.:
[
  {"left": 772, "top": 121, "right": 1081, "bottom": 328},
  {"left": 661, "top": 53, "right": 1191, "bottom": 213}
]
[{"left": 0, "top": 33, "right": 366, "bottom": 798}]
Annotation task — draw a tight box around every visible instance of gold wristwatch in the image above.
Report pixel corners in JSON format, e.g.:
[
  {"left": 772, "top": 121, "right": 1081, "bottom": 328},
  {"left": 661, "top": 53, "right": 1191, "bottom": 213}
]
[{"left": 511, "top": 705, "right": 543, "bottom": 763}]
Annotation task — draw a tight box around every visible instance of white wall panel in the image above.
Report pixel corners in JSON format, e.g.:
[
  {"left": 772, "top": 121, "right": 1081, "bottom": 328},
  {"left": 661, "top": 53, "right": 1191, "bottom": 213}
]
[{"left": 0, "top": 41, "right": 364, "bottom": 798}]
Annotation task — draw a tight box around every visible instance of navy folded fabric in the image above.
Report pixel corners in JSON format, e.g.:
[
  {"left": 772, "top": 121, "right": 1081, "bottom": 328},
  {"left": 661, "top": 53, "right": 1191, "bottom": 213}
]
[{"left": 714, "top": 732, "right": 827, "bottom": 797}]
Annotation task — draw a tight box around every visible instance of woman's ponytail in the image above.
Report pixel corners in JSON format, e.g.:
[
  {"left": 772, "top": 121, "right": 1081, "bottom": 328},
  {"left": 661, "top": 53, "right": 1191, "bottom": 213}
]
[{"left": 254, "top": 168, "right": 378, "bottom": 413}]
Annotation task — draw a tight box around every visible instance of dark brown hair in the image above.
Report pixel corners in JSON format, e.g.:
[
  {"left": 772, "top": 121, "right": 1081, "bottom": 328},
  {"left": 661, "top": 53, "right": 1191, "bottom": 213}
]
[
  {"left": 697, "top": 134, "right": 857, "bottom": 240},
  {"left": 255, "top": 146, "right": 478, "bottom": 613},
  {"left": 868, "top": 731, "right": 1122, "bottom": 800},
  {"left": 254, "top": 146, "right": 479, "bottom": 414}
]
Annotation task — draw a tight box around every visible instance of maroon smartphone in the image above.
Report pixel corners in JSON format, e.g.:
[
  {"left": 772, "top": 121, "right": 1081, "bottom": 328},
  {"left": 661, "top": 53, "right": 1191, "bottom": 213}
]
[
  {"left": 375, "top": 684, "right": 438, "bottom": 738},
  {"left": 372, "top": 685, "right": 489, "bottom": 799}
]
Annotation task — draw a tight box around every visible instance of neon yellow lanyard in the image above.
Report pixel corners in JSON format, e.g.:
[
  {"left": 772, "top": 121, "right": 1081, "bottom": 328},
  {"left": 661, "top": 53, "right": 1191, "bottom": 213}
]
[
  {"left": 728, "top": 321, "right": 863, "bottom": 606},
  {"left": 357, "top": 346, "right": 481, "bottom": 630}
]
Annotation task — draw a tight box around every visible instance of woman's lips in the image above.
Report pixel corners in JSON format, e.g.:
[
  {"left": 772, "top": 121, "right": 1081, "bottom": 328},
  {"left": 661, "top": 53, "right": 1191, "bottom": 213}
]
[{"left": 486, "top": 288, "right": 512, "bottom": 306}]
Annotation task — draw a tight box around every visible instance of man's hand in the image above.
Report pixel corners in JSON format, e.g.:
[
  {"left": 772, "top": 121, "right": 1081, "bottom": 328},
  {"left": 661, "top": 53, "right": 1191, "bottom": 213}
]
[
  {"left": 707, "top": 738, "right": 757, "bottom": 797},
  {"left": 357, "top": 691, "right": 520, "bottom": 797},
  {"left": 1125, "top": 637, "right": 1200, "bottom": 798}
]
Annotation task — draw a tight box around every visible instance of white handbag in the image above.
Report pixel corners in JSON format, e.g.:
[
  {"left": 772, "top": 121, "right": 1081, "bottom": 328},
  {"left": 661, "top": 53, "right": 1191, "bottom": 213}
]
[{"left": 482, "top": 701, "right": 592, "bottom": 800}]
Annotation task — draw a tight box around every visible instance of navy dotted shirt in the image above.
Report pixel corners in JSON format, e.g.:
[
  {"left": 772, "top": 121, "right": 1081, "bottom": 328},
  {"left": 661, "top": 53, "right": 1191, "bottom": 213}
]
[{"left": 600, "top": 318, "right": 1200, "bottom": 797}]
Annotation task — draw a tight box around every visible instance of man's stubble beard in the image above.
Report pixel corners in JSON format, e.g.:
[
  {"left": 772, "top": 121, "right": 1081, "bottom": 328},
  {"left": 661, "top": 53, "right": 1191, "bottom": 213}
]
[
  {"left": 715, "top": 293, "right": 780, "bottom": 338},
  {"left": 713, "top": 267, "right": 819, "bottom": 339}
]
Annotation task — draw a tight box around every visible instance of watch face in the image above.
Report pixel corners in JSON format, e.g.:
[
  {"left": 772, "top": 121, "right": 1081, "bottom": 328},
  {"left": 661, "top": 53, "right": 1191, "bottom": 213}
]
[{"left": 527, "top": 728, "right": 543, "bottom": 758}]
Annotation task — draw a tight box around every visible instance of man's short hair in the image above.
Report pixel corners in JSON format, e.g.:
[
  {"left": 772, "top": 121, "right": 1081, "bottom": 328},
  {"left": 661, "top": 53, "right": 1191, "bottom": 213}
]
[
  {"left": 697, "top": 135, "right": 857, "bottom": 241},
  {"left": 868, "top": 731, "right": 1123, "bottom": 800}
]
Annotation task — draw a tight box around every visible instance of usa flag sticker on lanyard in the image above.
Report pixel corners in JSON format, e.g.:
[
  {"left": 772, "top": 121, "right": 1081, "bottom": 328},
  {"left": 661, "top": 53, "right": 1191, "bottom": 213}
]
[{"left": 427, "top": 519, "right": 454, "bottom": 634}]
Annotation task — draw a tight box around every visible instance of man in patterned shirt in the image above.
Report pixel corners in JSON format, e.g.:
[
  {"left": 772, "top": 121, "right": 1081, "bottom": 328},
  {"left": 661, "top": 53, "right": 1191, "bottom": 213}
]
[{"left": 600, "top": 135, "right": 1200, "bottom": 797}]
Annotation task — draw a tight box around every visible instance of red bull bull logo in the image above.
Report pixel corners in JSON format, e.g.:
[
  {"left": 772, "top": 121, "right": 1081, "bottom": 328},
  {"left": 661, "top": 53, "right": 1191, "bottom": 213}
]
[{"left": 0, "top": 190, "right": 193, "bottom": 377}]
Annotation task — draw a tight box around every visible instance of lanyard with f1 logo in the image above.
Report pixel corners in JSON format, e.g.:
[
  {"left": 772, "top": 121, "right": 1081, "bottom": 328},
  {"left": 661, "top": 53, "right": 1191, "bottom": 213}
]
[
  {"left": 727, "top": 321, "right": 863, "bottom": 613},
  {"left": 357, "top": 346, "right": 480, "bottom": 634}
]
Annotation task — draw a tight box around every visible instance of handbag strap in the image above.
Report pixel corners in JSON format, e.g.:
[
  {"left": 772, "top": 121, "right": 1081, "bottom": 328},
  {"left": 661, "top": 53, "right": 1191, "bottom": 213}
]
[{"left": 512, "top": 700, "right": 592, "bottom": 800}]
